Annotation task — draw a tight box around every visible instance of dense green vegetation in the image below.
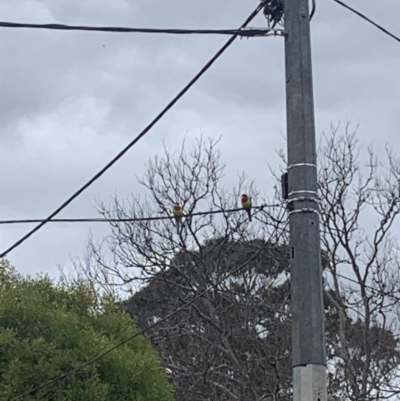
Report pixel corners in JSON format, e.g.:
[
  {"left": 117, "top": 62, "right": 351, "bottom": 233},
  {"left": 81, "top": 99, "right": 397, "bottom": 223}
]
[{"left": 0, "top": 261, "right": 173, "bottom": 401}]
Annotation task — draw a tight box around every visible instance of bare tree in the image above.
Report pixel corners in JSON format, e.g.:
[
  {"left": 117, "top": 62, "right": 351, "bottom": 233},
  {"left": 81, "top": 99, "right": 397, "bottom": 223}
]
[
  {"left": 75, "top": 126, "right": 400, "bottom": 401},
  {"left": 319, "top": 123, "right": 400, "bottom": 400},
  {"left": 77, "top": 136, "right": 292, "bottom": 400},
  {"left": 82, "top": 136, "right": 286, "bottom": 293}
]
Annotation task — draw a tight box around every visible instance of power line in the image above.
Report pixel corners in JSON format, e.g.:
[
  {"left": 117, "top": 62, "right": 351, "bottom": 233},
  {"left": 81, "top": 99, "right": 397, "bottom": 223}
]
[
  {"left": 0, "top": 21, "right": 273, "bottom": 37},
  {"left": 0, "top": 2, "right": 267, "bottom": 259},
  {"left": 326, "top": 270, "right": 399, "bottom": 300},
  {"left": 0, "top": 204, "right": 279, "bottom": 225},
  {"left": 333, "top": 0, "right": 400, "bottom": 44},
  {"left": 10, "top": 234, "right": 275, "bottom": 400}
]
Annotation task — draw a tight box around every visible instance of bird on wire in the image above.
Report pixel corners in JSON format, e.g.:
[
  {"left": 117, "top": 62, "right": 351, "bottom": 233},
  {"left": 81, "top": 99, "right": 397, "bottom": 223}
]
[
  {"left": 172, "top": 202, "right": 183, "bottom": 233},
  {"left": 241, "top": 194, "right": 252, "bottom": 222}
]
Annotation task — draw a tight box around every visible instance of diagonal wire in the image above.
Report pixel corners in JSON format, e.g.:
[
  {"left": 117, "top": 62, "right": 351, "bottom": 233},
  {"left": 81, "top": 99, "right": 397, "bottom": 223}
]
[
  {"left": 0, "top": 2, "right": 267, "bottom": 258},
  {"left": 309, "top": 0, "right": 316, "bottom": 21},
  {"left": 10, "top": 227, "right": 279, "bottom": 400},
  {"left": 332, "top": 0, "right": 400, "bottom": 43}
]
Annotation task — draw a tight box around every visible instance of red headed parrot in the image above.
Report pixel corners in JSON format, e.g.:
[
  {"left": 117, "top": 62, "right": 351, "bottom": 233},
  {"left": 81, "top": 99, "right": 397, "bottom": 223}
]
[
  {"left": 241, "top": 194, "right": 252, "bottom": 222},
  {"left": 172, "top": 202, "right": 183, "bottom": 233}
]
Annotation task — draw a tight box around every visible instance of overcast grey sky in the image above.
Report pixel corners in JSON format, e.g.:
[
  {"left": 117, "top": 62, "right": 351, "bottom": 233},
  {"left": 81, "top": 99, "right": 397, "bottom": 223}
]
[{"left": 0, "top": 0, "right": 399, "bottom": 277}]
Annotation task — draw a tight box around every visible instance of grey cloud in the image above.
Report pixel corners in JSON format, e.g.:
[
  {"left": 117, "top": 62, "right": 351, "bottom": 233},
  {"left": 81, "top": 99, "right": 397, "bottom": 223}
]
[{"left": 0, "top": 0, "right": 399, "bottom": 275}]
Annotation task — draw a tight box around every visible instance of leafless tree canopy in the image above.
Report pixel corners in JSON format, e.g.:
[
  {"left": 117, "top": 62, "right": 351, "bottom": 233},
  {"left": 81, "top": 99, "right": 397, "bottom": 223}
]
[
  {"left": 319, "top": 124, "right": 400, "bottom": 400},
  {"left": 76, "top": 125, "right": 400, "bottom": 401}
]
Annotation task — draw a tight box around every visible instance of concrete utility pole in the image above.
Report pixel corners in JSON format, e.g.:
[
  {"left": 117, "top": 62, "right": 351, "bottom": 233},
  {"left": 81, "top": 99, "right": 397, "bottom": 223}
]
[{"left": 283, "top": 0, "right": 327, "bottom": 399}]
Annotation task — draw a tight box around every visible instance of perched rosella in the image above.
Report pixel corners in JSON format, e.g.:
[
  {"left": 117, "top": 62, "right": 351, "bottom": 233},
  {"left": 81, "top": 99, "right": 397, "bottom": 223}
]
[
  {"left": 172, "top": 202, "right": 183, "bottom": 233},
  {"left": 241, "top": 194, "right": 252, "bottom": 222}
]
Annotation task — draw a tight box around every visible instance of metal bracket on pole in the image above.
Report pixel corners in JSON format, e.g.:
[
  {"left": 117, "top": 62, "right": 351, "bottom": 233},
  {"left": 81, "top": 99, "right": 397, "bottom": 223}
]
[
  {"left": 239, "top": 27, "right": 286, "bottom": 37},
  {"left": 288, "top": 198, "right": 319, "bottom": 205},
  {"left": 288, "top": 208, "right": 320, "bottom": 216},
  {"left": 287, "top": 190, "right": 319, "bottom": 213},
  {"left": 288, "top": 190, "right": 318, "bottom": 197},
  {"left": 287, "top": 163, "right": 317, "bottom": 169}
]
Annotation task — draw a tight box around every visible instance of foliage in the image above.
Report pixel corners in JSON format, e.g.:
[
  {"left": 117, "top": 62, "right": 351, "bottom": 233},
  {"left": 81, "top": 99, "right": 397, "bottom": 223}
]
[
  {"left": 78, "top": 126, "right": 400, "bottom": 401},
  {"left": 125, "top": 239, "right": 293, "bottom": 400},
  {"left": 0, "top": 260, "right": 173, "bottom": 401}
]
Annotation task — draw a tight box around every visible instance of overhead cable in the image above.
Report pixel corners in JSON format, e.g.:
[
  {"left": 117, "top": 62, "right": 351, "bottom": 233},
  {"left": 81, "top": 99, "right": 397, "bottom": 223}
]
[
  {"left": 0, "top": 205, "right": 279, "bottom": 225},
  {"left": 333, "top": 0, "right": 400, "bottom": 43},
  {"left": 0, "top": 2, "right": 267, "bottom": 258},
  {"left": 0, "top": 21, "right": 274, "bottom": 37}
]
